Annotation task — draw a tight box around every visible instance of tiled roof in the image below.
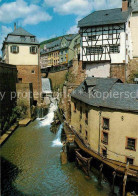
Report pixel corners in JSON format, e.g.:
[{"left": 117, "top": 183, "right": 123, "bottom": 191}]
[
  {"left": 71, "top": 77, "right": 138, "bottom": 112},
  {"left": 78, "top": 8, "right": 131, "bottom": 27}
]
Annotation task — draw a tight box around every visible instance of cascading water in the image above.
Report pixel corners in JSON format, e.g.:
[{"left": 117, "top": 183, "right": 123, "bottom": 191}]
[
  {"left": 40, "top": 98, "right": 57, "bottom": 126},
  {"left": 52, "top": 124, "right": 63, "bottom": 147},
  {"left": 42, "top": 78, "right": 52, "bottom": 96}
]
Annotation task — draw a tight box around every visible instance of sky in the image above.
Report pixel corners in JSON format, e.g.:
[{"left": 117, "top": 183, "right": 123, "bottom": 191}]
[{"left": 0, "top": 0, "right": 122, "bottom": 54}]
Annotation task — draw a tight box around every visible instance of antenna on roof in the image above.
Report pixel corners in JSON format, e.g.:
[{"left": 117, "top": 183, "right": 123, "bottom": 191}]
[{"left": 14, "top": 22, "right": 16, "bottom": 30}]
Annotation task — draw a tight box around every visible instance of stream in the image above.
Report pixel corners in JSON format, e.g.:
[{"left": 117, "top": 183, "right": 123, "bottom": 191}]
[{"left": 1, "top": 100, "right": 120, "bottom": 196}]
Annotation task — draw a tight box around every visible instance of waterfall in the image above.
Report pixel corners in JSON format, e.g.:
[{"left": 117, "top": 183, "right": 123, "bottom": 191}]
[
  {"left": 40, "top": 99, "right": 57, "bottom": 126},
  {"left": 52, "top": 124, "right": 63, "bottom": 147},
  {"left": 42, "top": 78, "right": 52, "bottom": 96}
]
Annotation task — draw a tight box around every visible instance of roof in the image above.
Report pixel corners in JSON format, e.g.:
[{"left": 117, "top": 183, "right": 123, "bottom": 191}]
[
  {"left": 64, "top": 34, "right": 77, "bottom": 41},
  {"left": 78, "top": 8, "right": 131, "bottom": 27},
  {"left": 46, "top": 39, "right": 62, "bottom": 49},
  {"left": 71, "top": 77, "right": 138, "bottom": 113},
  {"left": 9, "top": 27, "right": 34, "bottom": 36},
  {"left": 3, "top": 27, "right": 39, "bottom": 45}
]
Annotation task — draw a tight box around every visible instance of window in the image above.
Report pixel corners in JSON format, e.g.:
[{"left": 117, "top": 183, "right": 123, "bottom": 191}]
[
  {"left": 108, "top": 34, "right": 112, "bottom": 39},
  {"left": 73, "top": 103, "right": 76, "bottom": 112},
  {"left": 88, "top": 35, "right": 96, "bottom": 41},
  {"left": 109, "top": 45, "right": 120, "bottom": 53},
  {"left": 86, "top": 46, "right": 103, "bottom": 55},
  {"left": 103, "top": 118, "right": 109, "bottom": 130},
  {"left": 10, "top": 45, "right": 19, "bottom": 54},
  {"left": 20, "top": 36, "right": 26, "bottom": 41},
  {"left": 126, "top": 157, "right": 134, "bottom": 165},
  {"left": 126, "top": 34, "right": 128, "bottom": 40},
  {"left": 80, "top": 106, "right": 82, "bottom": 119},
  {"left": 80, "top": 125, "right": 82, "bottom": 133},
  {"left": 102, "top": 132, "right": 108, "bottom": 145},
  {"left": 126, "top": 138, "right": 136, "bottom": 151},
  {"left": 85, "top": 110, "right": 88, "bottom": 125},
  {"left": 30, "top": 37, "right": 35, "bottom": 42},
  {"left": 31, "top": 70, "right": 35, "bottom": 74},
  {"left": 85, "top": 130, "right": 88, "bottom": 140},
  {"left": 18, "top": 78, "right": 22, "bottom": 83},
  {"left": 102, "top": 149, "right": 107, "bottom": 158},
  {"left": 30, "top": 46, "right": 37, "bottom": 54}
]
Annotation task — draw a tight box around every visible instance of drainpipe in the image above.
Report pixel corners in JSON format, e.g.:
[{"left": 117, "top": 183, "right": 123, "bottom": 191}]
[
  {"left": 98, "top": 110, "right": 102, "bottom": 154},
  {"left": 38, "top": 45, "right": 41, "bottom": 104}
]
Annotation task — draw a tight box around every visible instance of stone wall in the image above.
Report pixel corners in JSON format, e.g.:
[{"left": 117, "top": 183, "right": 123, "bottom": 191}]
[
  {"left": 0, "top": 62, "right": 17, "bottom": 133},
  {"left": 61, "top": 60, "right": 85, "bottom": 122},
  {"left": 127, "top": 58, "right": 138, "bottom": 83},
  {"left": 16, "top": 83, "right": 34, "bottom": 118},
  {"left": 48, "top": 69, "right": 68, "bottom": 90},
  {"left": 69, "top": 60, "right": 86, "bottom": 85},
  {"left": 17, "top": 65, "right": 42, "bottom": 102},
  {"left": 110, "top": 64, "right": 126, "bottom": 82}
]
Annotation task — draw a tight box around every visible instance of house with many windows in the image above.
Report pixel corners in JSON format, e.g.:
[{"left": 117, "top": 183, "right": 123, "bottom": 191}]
[
  {"left": 78, "top": 0, "right": 138, "bottom": 82},
  {"left": 40, "top": 34, "right": 81, "bottom": 68},
  {"left": 69, "top": 77, "right": 138, "bottom": 177},
  {"left": 2, "top": 25, "right": 41, "bottom": 102}
]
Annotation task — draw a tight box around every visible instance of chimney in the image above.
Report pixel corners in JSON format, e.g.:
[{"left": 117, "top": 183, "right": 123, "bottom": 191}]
[
  {"left": 122, "top": 0, "right": 129, "bottom": 12},
  {"left": 14, "top": 23, "right": 16, "bottom": 30}
]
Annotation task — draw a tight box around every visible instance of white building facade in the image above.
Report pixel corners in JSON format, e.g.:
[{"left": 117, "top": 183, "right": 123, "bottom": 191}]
[{"left": 78, "top": 0, "right": 138, "bottom": 82}]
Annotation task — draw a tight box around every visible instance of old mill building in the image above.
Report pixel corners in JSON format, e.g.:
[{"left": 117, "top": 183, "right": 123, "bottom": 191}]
[
  {"left": 78, "top": 0, "right": 138, "bottom": 82},
  {"left": 2, "top": 25, "right": 41, "bottom": 102},
  {"left": 69, "top": 77, "right": 138, "bottom": 177}
]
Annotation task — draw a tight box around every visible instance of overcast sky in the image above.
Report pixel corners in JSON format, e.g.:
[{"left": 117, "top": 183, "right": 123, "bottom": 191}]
[{"left": 0, "top": 0, "right": 122, "bottom": 54}]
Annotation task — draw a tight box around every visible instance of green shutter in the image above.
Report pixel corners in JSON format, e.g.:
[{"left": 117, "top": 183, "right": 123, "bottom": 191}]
[
  {"left": 10, "top": 46, "right": 12, "bottom": 53},
  {"left": 17, "top": 46, "right": 19, "bottom": 53}
]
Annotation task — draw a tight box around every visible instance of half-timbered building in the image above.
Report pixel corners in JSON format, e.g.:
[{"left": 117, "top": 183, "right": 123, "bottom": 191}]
[{"left": 78, "top": 0, "right": 138, "bottom": 82}]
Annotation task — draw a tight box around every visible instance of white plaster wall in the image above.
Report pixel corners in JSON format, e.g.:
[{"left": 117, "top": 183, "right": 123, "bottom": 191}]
[
  {"left": 8, "top": 44, "right": 38, "bottom": 65},
  {"left": 80, "top": 25, "right": 126, "bottom": 64},
  {"left": 130, "top": 12, "right": 138, "bottom": 57},
  {"left": 86, "top": 63, "right": 110, "bottom": 78}
]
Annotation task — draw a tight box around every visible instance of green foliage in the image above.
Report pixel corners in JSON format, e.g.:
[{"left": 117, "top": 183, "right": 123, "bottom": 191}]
[
  {"left": 127, "top": 71, "right": 138, "bottom": 83},
  {"left": 65, "top": 70, "right": 75, "bottom": 83},
  {"left": 2, "top": 103, "right": 27, "bottom": 132}
]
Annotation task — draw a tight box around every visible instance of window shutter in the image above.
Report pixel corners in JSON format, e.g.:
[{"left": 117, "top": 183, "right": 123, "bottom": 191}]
[
  {"left": 17, "top": 46, "right": 19, "bottom": 53},
  {"left": 10, "top": 46, "right": 12, "bottom": 53},
  {"left": 30, "top": 47, "right": 32, "bottom": 53}
]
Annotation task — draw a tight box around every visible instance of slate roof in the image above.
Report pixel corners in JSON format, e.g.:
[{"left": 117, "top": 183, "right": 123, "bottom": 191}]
[
  {"left": 46, "top": 39, "right": 62, "bottom": 49},
  {"left": 3, "top": 27, "right": 39, "bottom": 45},
  {"left": 64, "top": 34, "right": 77, "bottom": 41},
  {"left": 78, "top": 8, "right": 131, "bottom": 27},
  {"left": 71, "top": 77, "right": 138, "bottom": 113},
  {"left": 9, "top": 27, "right": 34, "bottom": 36}
]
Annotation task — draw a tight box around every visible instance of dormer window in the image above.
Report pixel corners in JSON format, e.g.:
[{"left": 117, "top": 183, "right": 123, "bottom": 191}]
[
  {"left": 20, "top": 36, "right": 26, "bottom": 41},
  {"left": 30, "top": 37, "right": 35, "bottom": 42},
  {"left": 10, "top": 45, "right": 19, "bottom": 54},
  {"left": 30, "top": 46, "right": 37, "bottom": 54}
]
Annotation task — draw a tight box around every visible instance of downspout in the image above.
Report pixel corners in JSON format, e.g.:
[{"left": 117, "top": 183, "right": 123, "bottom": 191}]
[
  {"left": 98, "top": 110, "right": 102, "bottom": 154},
  {"left": 38, "top": 45, "right": 41, "bottom": 104}
]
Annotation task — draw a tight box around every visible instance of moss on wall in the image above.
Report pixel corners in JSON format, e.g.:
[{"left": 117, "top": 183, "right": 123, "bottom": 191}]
[{"left": 48, "top": 69, "right": 68, "bottom": 91}]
